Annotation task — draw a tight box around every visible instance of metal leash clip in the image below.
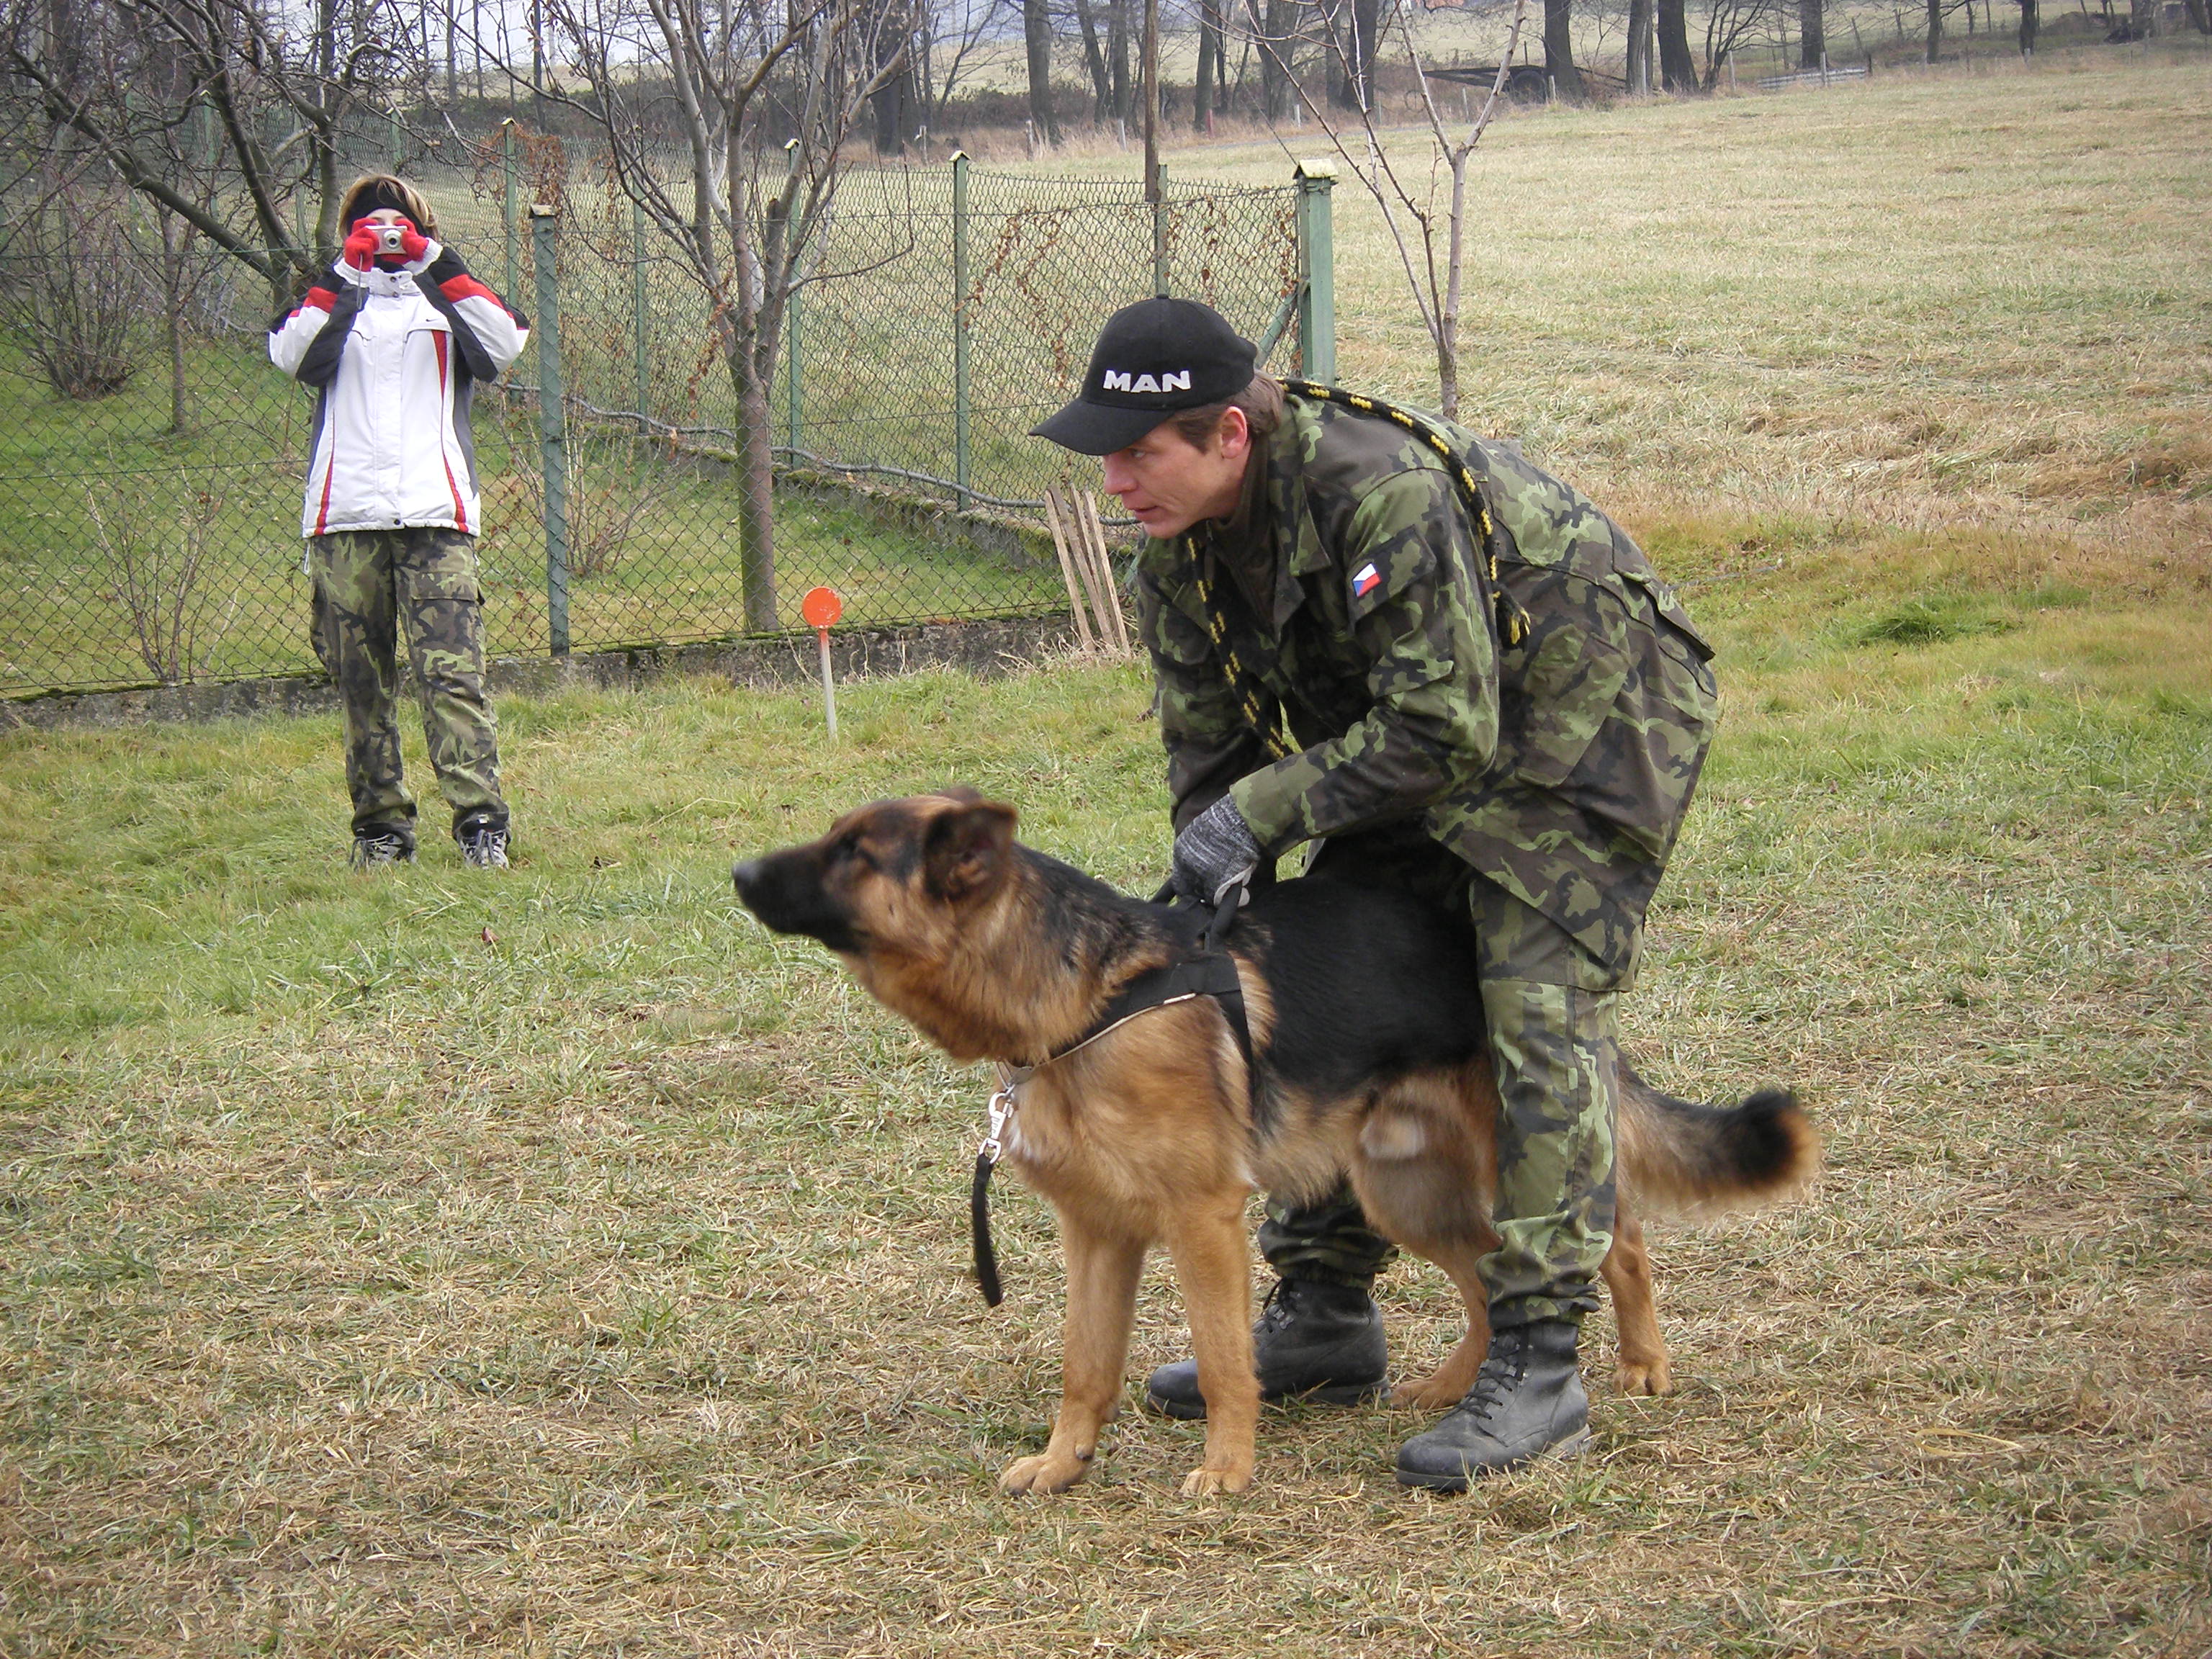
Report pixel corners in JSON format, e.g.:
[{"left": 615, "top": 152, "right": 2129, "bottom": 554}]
[{"left": 978, "top": 1084, "right": 1017, "bottom": 1164}]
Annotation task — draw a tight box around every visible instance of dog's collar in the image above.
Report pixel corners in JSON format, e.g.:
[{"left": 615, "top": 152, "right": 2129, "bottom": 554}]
[{"left": 970, "top": 948, "right": 1256, "bottom": 1308}]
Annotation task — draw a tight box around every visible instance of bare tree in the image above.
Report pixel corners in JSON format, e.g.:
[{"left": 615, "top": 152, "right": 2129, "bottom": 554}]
[
  {"left": 914, "top": 0, "right": 1012, "bottom": 132},
  {"left": 1797, "top": 0, "right": 1825, "bottom": 64},
  {"left": 1248, "top": 0, "right": 1532, "bottom": 415},
  {"left": 1, "top": 0, "right": 418, "bottom": 307},
  {"left": 1193, "top": 0, "right": 1228, "bottom": 127},
  {"left": 539, "top": 0, "right": 909, "bottom": 629},
  {"left": 1656, "top": 0, "right": 1699, "bottom": 87},
  {"left": 1023, "top": 0, "right": 1062, "bottom": 143},
  {"left": 1542, "top": 0, "right": 1583, "bottom": 99}
]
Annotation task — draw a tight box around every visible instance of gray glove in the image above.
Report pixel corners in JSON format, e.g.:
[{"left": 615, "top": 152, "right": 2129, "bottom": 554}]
[{"left": 1171, "top": 794, "right": 1263, "bottom": 907}]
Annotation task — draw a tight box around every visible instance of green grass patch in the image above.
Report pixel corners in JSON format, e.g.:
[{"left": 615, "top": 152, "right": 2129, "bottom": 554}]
[{"left": 3, "top": 544, "right": 2208, "bottom": 1654}]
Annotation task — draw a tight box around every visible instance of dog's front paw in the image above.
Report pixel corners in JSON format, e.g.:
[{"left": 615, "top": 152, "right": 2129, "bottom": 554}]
[
  {"left": 1179, "top": 1462, "right": 1251, "bottom": 1497},
  {"left": 1390, "top": 1372, "right": 1469, "bottom": 1411},
  {"left": 999, "top": 1450, "right": 1093, "bottom": 1496},
  {"left": 1615, "top": 1354, "right": 1673, "bottom": 1396}
]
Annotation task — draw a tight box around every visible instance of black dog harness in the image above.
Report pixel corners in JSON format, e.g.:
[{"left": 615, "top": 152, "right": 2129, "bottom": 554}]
[{"left": 969, "top": 892, "right": 1254, "bottom": 1306}]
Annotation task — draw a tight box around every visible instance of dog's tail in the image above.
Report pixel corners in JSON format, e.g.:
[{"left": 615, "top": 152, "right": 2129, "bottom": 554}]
[{"left": 1617, "top": 1068, "right": 1820, "bottom": 1215}]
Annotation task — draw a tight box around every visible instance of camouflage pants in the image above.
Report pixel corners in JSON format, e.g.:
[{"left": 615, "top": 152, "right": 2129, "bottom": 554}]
[
  {"left": 1259, "top": 835, "right": 1622, "bottom": 1331},
  {"left": 308, "top": 528, "right": 505, "bottom": 848}
]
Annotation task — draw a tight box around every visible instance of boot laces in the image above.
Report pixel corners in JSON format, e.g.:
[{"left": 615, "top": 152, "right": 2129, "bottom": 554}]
[
  {"left": 1457, "top": 1329, "right": 1534, "bottom": 1424},
  {"left": 1255, "top": 1278, "right": 1303, "bottom": 1334}
]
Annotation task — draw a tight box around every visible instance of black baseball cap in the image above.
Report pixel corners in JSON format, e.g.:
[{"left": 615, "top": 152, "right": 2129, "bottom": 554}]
[{"left": 1031, "top": 297, "right": 1258, "bottom": 455}]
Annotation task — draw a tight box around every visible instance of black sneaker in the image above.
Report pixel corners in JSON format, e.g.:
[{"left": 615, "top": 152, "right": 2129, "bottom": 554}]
[
  {"left": 1144, "top": 1277, "right": 1388, "bottom": 1420},
  {"left": 351, "top": 830, "right": 415, "bottom": 870},
  {"left": 459, "top": 826, "right": 510, "bottom": 869},
  {"left": 1395, "top": 1320, "right": 1591, "bottom": 1491}
]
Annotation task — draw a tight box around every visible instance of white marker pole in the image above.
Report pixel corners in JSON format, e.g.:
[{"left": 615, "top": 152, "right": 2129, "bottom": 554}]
[{"left": 817, "top": 627, "right": 838, "bottom": 741}]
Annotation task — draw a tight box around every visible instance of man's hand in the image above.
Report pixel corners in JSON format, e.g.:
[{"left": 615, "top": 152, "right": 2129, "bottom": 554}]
[
  {"left": 341, "top": 222, "right": 382, "bottom": 271},
  {"left": 1171, "top": 795, "right": 1262, "bottom": 907}
]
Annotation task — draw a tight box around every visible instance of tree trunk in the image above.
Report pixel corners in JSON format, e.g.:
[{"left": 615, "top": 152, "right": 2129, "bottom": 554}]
[
  {"left": 1194, "top": 0, "right": 1223, "bottom": 127},
  {"left": 2128, "top": 0, "right": 2158, "bottom": 32},
  {"left": 2185, "top": 0, "right": 2211, "bottom": 30},
  {"left": 1257, "top": 0, "right": 1296, "bottom": 119},
  {"left": 1799, "top": 0, "right": 1827, "bottom": 64},
  {"left": 2018, "top": 0, "right": 2038, "bottom": 48},
  {"left": 1110, "top": 0, "right": 1133, "bottom": 122},
  {"left": 1077, "top": 0, "right": 1113, "bottom": 116},
  {"left": 1544, "top": 0, "right": 1583, "bottom": 97},
  {"left": 735, "top": 350, "right": 778, "bottom": 631},
  {"left": 1023, "top": 0, "right": 1061, "bottom": 144},
  {"left": 1925, "top": 0, "right": 1943, "bottom": 58},
  {"left": 1657, "top": 0, "right": 1699, "bottom": 88},
  {"left": 1627, "top": 0, "right": 1653, "bottom": 89}
]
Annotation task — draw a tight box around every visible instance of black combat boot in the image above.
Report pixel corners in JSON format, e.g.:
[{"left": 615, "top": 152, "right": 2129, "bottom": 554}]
[
  {"left": 1144, "top": 1277, "right": 1388, "bottom": 1419},
  {"left": 1394, "top": 1319, "right": 1591, "bottom": 1490}
]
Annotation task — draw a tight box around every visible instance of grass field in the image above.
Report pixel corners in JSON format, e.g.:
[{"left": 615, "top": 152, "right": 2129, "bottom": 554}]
[{"left": 4, "top": 55, "right": 2212, "bottom": 1659}]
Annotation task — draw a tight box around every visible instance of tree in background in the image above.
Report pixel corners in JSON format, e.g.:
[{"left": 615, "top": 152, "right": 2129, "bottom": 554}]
[
  {"left": 1192, "top": 0, "right": 1228, "bottom": 127},
  {"left": 1543, "top": 0, "right": 1584, "bottom": 99},
  {"left": 540, "top": 0, "right": 910, "bottom": 631},
  {"left": 1657, "top": 0, "right": 1701, "bottom": 89},
  {"left": 1024, "top": 0, "right": 1063, "bottom": 143},
  {"left": 1798, "top": 0, "right": 1825, "bottom": 66},
  {"left": 0, "top": 0, "right": 410, "bottom": 307}
]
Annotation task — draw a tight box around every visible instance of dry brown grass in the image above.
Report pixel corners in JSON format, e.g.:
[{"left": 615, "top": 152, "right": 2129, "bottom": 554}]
[
  {"left": 1058, "top": 53, "right": 2212, "bottom": 595},
  {"left": 4, "top": 592, "right": 2208, "bottom": 1653}
]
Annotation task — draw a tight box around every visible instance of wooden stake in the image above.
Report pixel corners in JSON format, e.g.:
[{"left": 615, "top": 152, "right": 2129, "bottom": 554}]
[
  {"left": 1043, "top": 489, "right": 1097, "bottom": 652},
  {"left": 1076, "top": 490, "right": 1131, "bottom": 656},
  {"left": 1064, "top": 480, "right": 1120, "bottom": 657}
]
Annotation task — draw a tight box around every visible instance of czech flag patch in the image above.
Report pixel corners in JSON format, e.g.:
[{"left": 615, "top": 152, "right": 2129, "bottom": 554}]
[{"left": 1352, "top": 562, "right": 1382, "bottom": 598}]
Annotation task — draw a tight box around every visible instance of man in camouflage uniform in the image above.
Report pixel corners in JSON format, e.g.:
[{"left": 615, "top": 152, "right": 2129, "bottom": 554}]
[{"left": 1033, "top": 298, "right": 1717, "bottom": 1488}]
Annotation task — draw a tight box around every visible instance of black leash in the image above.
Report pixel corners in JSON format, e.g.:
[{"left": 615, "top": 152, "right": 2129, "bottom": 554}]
[{"left": 968, "top": 875, "right": 1256, "bottom": 1307}]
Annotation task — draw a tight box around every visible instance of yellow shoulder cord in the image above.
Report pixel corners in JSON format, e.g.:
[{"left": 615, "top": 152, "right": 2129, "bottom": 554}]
[
  {"left": 1187, "top": 557, "right": 1298, "bottom": 762},
  {"left": 1281, "top": 379, "right": 1532, "bottom": 648}
]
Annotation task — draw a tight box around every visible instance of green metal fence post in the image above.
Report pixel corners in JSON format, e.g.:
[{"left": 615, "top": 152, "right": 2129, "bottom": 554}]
[
  {"left": 1294, "top": 158, "right": 1338, "bottom": 386},
  {"left": 952, "top": 150, "right": 971, "bottom": 508},
  {"left": 632, "top": 196, "right": 649, "bottom": 428},
  {"left": 529, "top": 205, "right": 570, "bottom": 658},
  {"left": 389, "top": 107, "right": 403, "bottom": 172},
  {"left": 785, "top": 276, "right": 801, "bottom": 454},
  {"left": 502, "top": 123, "right": 518, "bottom": 304}
]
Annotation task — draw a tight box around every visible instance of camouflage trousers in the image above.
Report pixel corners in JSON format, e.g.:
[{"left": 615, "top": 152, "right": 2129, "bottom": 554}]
[
  {"left": 308, "top": 528, "right": 506, "bottom": 848},
  {"left": 1259, "top": 835, "right": 1622, "bottom": 1331}
]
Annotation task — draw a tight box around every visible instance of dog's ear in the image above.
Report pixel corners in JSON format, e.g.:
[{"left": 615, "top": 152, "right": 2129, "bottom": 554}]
[
  {"left": 922, "top": 799, "right": 1017, "bottom": 902},
  {"left": 935, "top": 785, "right": 985, "bottom": 806}
]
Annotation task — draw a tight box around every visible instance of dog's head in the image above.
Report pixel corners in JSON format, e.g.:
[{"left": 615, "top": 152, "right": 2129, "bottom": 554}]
[{"left": 732, "top": 789, "right": 1020, "bottom": 963}]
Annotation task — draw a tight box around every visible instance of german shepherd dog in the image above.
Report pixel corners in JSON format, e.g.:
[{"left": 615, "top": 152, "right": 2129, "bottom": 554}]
[{"left": 732, "top": 791, "right": 1817, "bottom": 1497}]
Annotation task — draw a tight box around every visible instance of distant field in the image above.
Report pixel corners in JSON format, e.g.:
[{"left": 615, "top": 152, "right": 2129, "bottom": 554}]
[{"left": 1054, "top": 50, "right": 2212, "bottom": 596}]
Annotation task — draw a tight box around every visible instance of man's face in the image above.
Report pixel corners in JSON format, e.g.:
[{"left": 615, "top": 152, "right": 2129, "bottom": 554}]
[{"left": 1099, "top": 410, "right": 1251, "bottom": 540}]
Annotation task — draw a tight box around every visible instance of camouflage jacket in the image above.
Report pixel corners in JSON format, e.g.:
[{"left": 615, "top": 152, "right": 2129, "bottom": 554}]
[{"left": 1135, "top": 390, "right": 1718, "bottom": 974}]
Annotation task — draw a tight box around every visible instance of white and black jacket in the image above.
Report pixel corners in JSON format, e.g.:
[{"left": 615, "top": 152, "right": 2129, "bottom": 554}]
[{"left": 269, "top": 243, "right": 529, "bottom": 538}]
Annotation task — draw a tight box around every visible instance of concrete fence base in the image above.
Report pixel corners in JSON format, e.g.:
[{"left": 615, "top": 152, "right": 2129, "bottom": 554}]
[{"left": 1, "top": 615, "right": 1088, "bottom": 732}]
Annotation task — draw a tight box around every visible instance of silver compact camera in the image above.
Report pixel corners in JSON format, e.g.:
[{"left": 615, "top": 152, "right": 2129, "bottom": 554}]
[{"left": 375, "top": 225, "right": 408, "bottom": 256}]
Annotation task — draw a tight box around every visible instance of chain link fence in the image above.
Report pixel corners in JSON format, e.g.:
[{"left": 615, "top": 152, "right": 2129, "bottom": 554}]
[{"left": 0, "top": 140, "right": 1331, "bottom": 698}]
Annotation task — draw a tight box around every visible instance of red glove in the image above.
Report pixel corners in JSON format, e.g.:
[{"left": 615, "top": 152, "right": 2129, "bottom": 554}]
[
  {"left": 393, "top": 220, "right": 431, "bottom": 263},
  {"left": 341, "top": 222, "right": 381, "bottom": 271}
]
